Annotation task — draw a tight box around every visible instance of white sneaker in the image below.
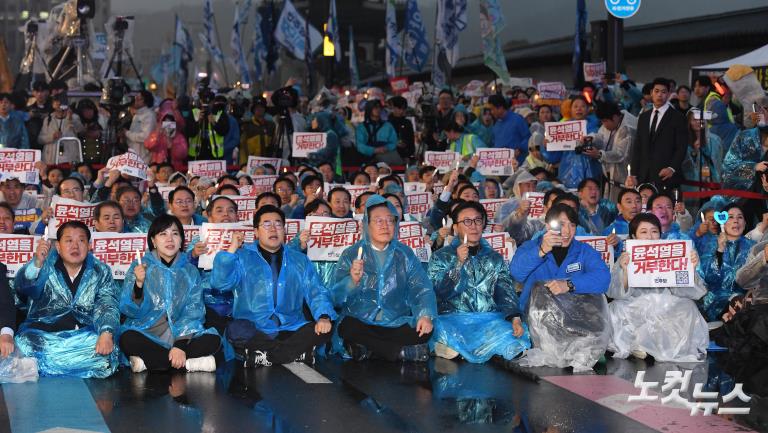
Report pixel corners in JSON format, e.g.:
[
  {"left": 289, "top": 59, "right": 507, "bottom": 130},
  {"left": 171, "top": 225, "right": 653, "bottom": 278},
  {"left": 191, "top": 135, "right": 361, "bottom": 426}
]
[
  {"left": 185, "top": 355, "right": 217, "bottom": 372},
  {"left": 631, "top": 349, "right": 648, "bottom": 360},
  {"left": 434, "top": 343, "right": 460, "bottom": 360},
  {"left": 130, "top": 356, "right": 147, "bottom": 373}
]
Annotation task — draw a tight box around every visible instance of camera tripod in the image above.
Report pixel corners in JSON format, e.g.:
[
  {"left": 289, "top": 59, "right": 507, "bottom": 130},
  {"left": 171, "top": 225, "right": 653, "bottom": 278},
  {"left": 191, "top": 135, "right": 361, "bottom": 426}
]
[
  {"left": 103, "top": 16, "right": 143, "bottom": 85},
  {"left": 14, "top": 21, "right": 52, "bottom": 91}
]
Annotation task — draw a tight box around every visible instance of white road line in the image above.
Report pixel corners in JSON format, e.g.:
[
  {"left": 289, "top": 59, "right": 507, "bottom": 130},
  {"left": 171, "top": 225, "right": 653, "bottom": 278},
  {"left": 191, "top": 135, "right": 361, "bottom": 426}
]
[{"left": 282, "top": 362, "right": 333, "bottom": 384}]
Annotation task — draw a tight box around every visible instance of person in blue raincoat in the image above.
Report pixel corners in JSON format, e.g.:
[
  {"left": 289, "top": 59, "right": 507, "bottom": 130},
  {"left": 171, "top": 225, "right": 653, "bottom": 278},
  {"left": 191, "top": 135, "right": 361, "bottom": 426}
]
[
  {"left": 468, "top": 107, "right": 495, "bottom": 148},
  {"left": 117, "top": 185, "right": 153, "bottom": 233},
  {"left": 307, "top": 111, "right": 341, "bottom": 170},
  {"left": 509, "top": 203, "right": 610, "bottom": 371},
  {"left": 445, "top": 121, "right": 486, "bottom": 160},
  {"left": 647, "top": 193, "right": 692, "bottom": 241},
  {"left": 15, "top": 221, "right": 120, "bottom": 378},
  {"left": 700, "top": 203, "right": 755, "bottom": 321},
  {"left": 427, "top": 201, "right": 531, "bottom": 363},
  {"left": 355, "top": 100, "right": 401, "bottom": 165},
  {"left": 120, "top": 215, "right": 221, "bottom": 373},
  {"left": 682, "top": 110, "right": 723, "bottom": 188},
  {"left": 167, "top": 186, "right": 208, "bottom": 226},
  {"left": 332, "top": 195, "right": 438, "bottom": 362},
  {"left": 602, "top": 188, "right": 643, "bottom": 257},
  {"left": 687, "top": 196, "right": 727, "bottom": 253},
  {"left": 577, "top": 178, "right": 617, "bottom": 234},
  {"left": 540, "top": 96, "right": 602, "bottom": 189},
  {"left": 211, "top": 205, "right": 337, "bottom": 367}
]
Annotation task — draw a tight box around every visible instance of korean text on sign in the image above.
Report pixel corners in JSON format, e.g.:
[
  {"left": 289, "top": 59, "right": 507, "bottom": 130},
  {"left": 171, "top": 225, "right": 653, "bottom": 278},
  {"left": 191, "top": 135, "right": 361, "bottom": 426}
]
[
  {"left": 424, "top": 151, "right": 461, "bottom": 173},
  {"left": 544, "top": 120, "right": 586, "bottom": 151},
  {"left": 284, "top": 219, "right": 305, "bottom": 243},
  {"left": 480, "top": 199, "right": 507, "bottom": 222},
  {"left": 406, "top": 192, "right": 432, "bottom": 219},
  {"left": 306, "top": 216, "right": 361, "bottom": 262},
  {"left": 90, "top": 232, "right": 147, "bottom": 280},
  {"left": 188, "top": 160, "right": 227, "bottom": 178},
  {"left": 0, "top": 234, "right": 38, "bottom": 278},
  {"left": 481, "top": 232, "right": 516, "bottom": 264},
  {"left": 0, "top": 148, "right": 41, "bottom": 185},
  {"left": 576, "top": 236, "right": 614, "bottom": 267},
  {"left": 198, "top": 223, "right": 255, "bottom": 270},
  {"left": 47, "top": 196, "right": 96, "bottom": 238},
  {"left": 246, "top": 156, "right": 282, "bottom": 175},
  {"left": 398, "top": 221, "right": 430, "bottom": 263},
  {"left": 106, "top": 151, "right": 148, "bottom": 180},
  {"left": 292, "top": 132, "right": 327, "bottom": 158},
  {"left": 476, "top": 149, "right": 515, "bottom": 176},
  {"left": 524, "top": 192, "right": 546, "bottom": 220},
  {"left": 626, "top": 240, "right": 694, "bottom": 288}
]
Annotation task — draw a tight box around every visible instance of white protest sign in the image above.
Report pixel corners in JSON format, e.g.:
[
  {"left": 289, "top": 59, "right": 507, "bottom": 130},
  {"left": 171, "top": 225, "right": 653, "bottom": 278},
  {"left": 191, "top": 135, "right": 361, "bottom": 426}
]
[
  {"left": 105, "top": 151, "right": 148, "bottom": 180},
  {"left": 0, "top": 149, "right": 41, "bottom": 185},
  {"left": 0, "top": 234, "right": 38, "bottom": 278},
  {"left": 198, "top": 222, "right": 255, "bottom": 270},
  {"left": 188, "top": 160, "right": 227, "bottom": 179},
  {"left": 90, "top": 232, "right": 147, "bottom": 280},
  {"left": 524, "top": 192, "right": 546, "bottom": 220},
  {"left": 47, "top": 196, "right": 96, "bottom": 239},
  {"left": 284, "top": 219, "right": 305, "bottom": 243},
  {"left": 583, "top": 61, "right": 606, "bottom": 83},
  {"left": 480, "top": 199, "right": 507, "bottom": 222},
  {"left": 536, "top": 82, "right": 567, "bottom": 100},
  {"left": 292, "top": 132, "right": 327, "bottom": 158},
  {"left": 183, "top": 225, "right": 201, "bottom": 246},
  {"left": 576, "top": 236, "right": 614, "bottom": 268},
  {"left": 424, "top": 151, "right": 461, "bottom": 174},
  {"left": 626, "top": 239, "right": 695, "bottom": 288},
  {"left": 406, "top": 191, "right": 432, "bottom": 219},
  {"left": 398, "top": 221, "right": 431, "bottom": 262},
  {"left": 476, "top": 148, "right": 515, "bottom": 176},
  {"left": 403, "top": 182, "right": 427, "bottom": 194},
  {"left": 306, "top": 216, "right": 361, "bottom": 262},
  {"left": 482, "top": 232, "right": 516, "bottom": 264},
  {"left": 238, "top": 175, "right": 279, "bottom": 197},
  {"left": 246, "top": 156, "right": 282, "bottom": 175},
  {"left": 222, "top": 195, "right": 257, "bottom": 222},
  {"left": 545, "top": 120, "right": 587, "bottom": 151}
]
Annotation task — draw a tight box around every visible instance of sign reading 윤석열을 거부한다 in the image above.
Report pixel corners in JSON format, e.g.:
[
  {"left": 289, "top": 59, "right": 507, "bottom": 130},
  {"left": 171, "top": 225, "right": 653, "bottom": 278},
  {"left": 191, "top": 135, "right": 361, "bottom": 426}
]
[{"left": 605, "top": 0, "right": 641, "bottom": 19}]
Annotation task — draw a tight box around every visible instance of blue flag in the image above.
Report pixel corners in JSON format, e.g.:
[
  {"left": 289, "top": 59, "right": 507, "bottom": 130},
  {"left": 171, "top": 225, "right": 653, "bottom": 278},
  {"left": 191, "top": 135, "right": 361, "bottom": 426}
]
[
  {"left": 199, "top": 0, "right": 224, "bottom": 63},
  {"left": 349, "top": 26, "right": 360, "bottom": 87},
  {"left": 385, "top": 0, "right": 400, "bottom": 77},
  {"left": 250, "top": 6, "right": 265, "bottom": 81},
  {"left": 404, "top": 0, "right": 430, "bottom": 73},
  {"left": 230, "top": 3, "right": 251, "bottom": 85},
  {"left": 327, "top": 0, "right": 341, "bottom": 63},
  {"left": 479, "top": 0, "right": 509, "bottom": 81},
  {"left": 436, "top": 0, "right": 467, "bottom": 66}
]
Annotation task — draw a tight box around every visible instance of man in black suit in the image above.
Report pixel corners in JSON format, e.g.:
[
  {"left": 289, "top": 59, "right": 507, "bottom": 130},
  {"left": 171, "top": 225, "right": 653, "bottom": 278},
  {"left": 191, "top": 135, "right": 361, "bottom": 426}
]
[{"left": 628, "top": 77, "right": 688, "bottom": 191}]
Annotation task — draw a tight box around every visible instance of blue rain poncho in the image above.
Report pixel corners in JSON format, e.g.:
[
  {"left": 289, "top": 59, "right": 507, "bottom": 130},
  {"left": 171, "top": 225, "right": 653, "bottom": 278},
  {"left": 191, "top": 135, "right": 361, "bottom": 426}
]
[
  {"left": 307, "top": 111, "right": 341, "bottom": 169},
  {"left": 186, "top": 236, "right": 232, "bottom": 318},
  {"left": 722, "top": 127, "right": 762, "bottom": 192},
  {"left": 14, "top": 250, "right": 120, "bottom": 378},
  {"left": 120, "top": 251, "right": 218, "bottom": 348},
  {"left": 578, "top": 199, "right": 618, "bottom": 235},
  {"left": 602, "top": 214, "right": 629, "bottom": 257},
  {"left": 427, "top": 237, "right": 531, "bottom": 362},
  {"left": 287, "top": 236, "right": 338, "bottom": 300},
  {"left": 331, "top": 195, "right": 437, "bottom": 328},
  {"left": 210, "top": 242, "right": 337, "bottom": 337},
  {"left": 124, "top": 214, "right": 152, "bottom": 233},
  {"left": 662, "top": 222, "right": 692, "bottom": 242},
  {"left": 682, "top": 132, "right": 723, "bottom": 186},
  {"left": 509, "top": 238, "right": 610, "bottom": 371},
  {"left": 700, "top": 236, "right": 754, "bottom": 321},
  {"left": 607, "top": 259, "right": 708, "bottom": 362}
]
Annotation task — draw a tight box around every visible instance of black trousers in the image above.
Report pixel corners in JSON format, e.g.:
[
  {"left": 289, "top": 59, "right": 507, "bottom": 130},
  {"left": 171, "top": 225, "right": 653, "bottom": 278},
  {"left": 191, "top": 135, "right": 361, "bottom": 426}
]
[
  {"left": 120, "top": 330, "right": 221, "bottom": 372},
  {"left": 338, "top": 317, "right": 431, "bottom": 361},
  {"left": 227, "top": 321, "right": 330, "bottom": 365},
  {"left": 204, "top": 306, "right": 233, "bottom": 337}
]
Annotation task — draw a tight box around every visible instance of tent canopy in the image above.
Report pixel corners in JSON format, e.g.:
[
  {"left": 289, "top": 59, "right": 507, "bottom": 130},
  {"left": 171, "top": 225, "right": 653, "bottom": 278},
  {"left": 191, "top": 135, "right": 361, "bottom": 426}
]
[{"left": 693, "top": 43, "right": 768, "bottom": 70}]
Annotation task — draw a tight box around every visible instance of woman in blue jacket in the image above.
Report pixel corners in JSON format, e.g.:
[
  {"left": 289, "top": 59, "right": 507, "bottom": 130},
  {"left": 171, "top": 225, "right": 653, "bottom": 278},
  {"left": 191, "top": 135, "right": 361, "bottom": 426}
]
[
  {"left": 332, "top": 195, "right": 437, "bottom": 362},
  {"left": 120, "top": 215, "right": 220, "bottom": 373},
  {"left": 427, "top": 201, "right": 530, "bottom": 363},
  {"left": 355, "top": 100, "right": 401, "bottom": 165},
  {"left": 509, "top": 203, "right": 610, "bottom": 371}
]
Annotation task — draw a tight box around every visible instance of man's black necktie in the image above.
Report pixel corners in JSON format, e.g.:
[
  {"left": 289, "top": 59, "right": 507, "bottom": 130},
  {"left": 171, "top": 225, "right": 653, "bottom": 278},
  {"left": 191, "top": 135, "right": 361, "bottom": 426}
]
[{"left": 650, "top": 109, "right": 659, "bottom": 140}]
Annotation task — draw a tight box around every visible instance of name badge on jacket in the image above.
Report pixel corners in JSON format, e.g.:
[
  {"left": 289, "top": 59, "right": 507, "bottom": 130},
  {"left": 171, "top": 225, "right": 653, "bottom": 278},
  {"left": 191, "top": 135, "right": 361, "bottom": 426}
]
[{"left": 566, "top": 263, "right": 582, "bottom": 273}]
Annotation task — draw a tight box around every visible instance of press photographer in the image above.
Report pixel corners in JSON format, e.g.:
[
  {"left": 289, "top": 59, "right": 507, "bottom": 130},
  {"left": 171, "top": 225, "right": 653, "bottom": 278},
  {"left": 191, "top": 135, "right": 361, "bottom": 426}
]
[{"left": 188, "top": 81, "right": 229, "bottom": 161}]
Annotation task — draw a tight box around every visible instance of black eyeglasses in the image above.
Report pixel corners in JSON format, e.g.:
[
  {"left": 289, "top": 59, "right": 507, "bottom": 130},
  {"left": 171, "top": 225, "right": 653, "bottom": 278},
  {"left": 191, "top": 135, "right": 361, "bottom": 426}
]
[{"left": 457, "top": 217, "right": 484, "bottom": 227}]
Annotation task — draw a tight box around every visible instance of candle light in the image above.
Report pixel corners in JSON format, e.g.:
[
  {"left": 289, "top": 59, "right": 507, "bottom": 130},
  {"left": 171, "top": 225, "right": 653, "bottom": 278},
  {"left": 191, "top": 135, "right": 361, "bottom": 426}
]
[
  {"left": 315, "top": 186, "right": 322, "bottom": 196},
  {"left": 463, "top": 234, "right": 468, "bottom": 244},
  {"left": 357, "top": 246, "right": 363, "bottom": 260},
  {"left": 136, "top": 250, "right": 142, "bottom": 265},
  {"left": 44, "top": 226, "right": 49, "bottom": 239},
  {"left": 627, "top": 164, "right": 631, "bottom": 177},
  {"left": 700, "top": 212, "right": 705, "bottom": 224}
]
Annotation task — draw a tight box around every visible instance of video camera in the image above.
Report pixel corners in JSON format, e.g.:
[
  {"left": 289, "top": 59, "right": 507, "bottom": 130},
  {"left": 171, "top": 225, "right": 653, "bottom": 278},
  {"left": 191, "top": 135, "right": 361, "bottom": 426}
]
[
  {"left": 271, "top": 86, "right": 299, "bottom": 113},
  {"left": 100, "top": 77, "right": 130, "bottom": 110},
  {"left": 574, "top": 136, "right": 595, "bottom": 155}
]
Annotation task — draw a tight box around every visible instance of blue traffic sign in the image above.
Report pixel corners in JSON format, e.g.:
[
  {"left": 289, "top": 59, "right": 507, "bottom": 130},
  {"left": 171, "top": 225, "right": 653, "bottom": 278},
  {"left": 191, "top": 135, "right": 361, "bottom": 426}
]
[{"left": 605, "top": 0, "right": 641, "bottom": 19}]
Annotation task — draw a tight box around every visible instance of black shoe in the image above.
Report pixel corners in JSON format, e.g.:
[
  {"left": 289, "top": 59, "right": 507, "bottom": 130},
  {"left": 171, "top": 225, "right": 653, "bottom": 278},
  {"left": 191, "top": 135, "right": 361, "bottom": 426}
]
[
  {"left": 243, "top": 348, "right": 272, "bottom": 368},
  {"left": 399, "top": 343, "right": 430, "bottom": 362},
  {"left": 345, "top": 343, "right": 371, "bottom": 361},
  {"left": 295, "top": 346, "right": 316, "bottom": 365}
]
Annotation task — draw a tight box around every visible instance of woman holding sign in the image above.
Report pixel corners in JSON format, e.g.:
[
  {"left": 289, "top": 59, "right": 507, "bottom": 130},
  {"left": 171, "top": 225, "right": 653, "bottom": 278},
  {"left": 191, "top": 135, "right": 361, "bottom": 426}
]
[
  {"left": 509, "top": 203, "right": 610, "bottom": 371},
  {"left": 700, "top": 204, "right": 755, "bottom": 322},
  {"left": 120, "top": 215, "right": 220, "bottom": 373},
  {"left": 427, "top": 201, "right": 530, "bottom": 363},
  {"left": 333, "top": 195, "right": 437, "bottom": 362},
  {"left": 607, "top": 213, "right": 708, "bottom": 362}
]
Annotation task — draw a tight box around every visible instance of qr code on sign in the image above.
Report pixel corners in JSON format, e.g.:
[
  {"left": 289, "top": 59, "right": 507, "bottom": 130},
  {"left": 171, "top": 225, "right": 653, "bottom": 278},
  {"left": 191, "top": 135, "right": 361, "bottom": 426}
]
[{"left": 675, "top": 271, "right": 689, "bottom": 285}]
